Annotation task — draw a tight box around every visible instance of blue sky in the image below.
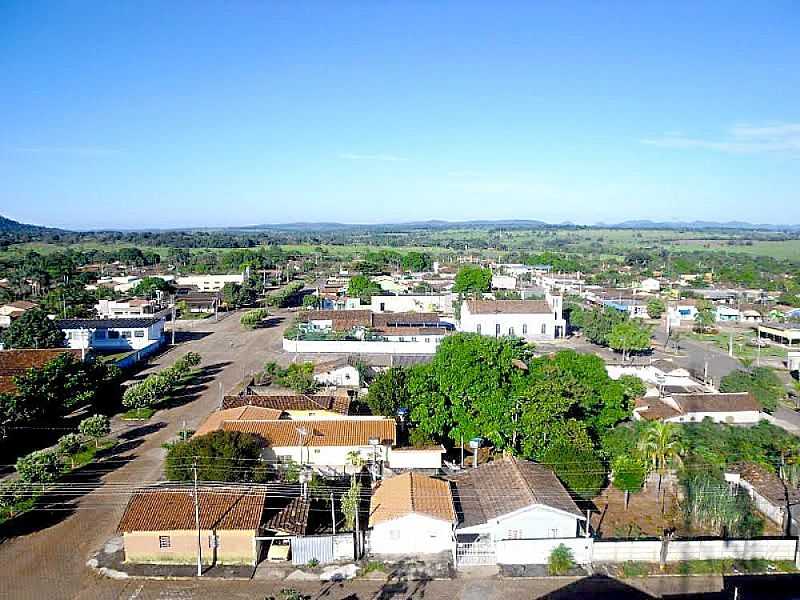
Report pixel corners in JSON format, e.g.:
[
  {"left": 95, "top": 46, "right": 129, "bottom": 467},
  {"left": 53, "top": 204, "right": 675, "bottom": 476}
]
[{"left": 1, "top": 1, "right": 799, "bottom": 229}]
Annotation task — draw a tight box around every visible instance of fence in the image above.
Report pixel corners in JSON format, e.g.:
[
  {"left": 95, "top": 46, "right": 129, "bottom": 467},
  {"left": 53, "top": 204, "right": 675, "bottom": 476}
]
[
  {"left": 494, "top": 537, "right": 797, "bottom": 566},
  {"left": 113, "top": 338, "right": 165, "bottom": 369},
  {"left": 290, "top": 534, "right": 357, "bottom": 566},
  {"left": 283, "top": 338, "right": 439, "bottom": 355}
]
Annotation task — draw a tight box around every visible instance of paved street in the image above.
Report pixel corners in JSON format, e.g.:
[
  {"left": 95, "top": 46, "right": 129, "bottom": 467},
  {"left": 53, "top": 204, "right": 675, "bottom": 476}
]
[{"left": 0, "top": 310, "right": 291, "bottom": 600}]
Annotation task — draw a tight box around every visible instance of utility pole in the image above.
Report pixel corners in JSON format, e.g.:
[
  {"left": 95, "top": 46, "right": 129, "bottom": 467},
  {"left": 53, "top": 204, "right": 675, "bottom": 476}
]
[
  {"left": 171, "top": 302, "right": 176, "bottom": 345},
  {"left": 193, "top": 463, "right": 202, "bottom": 577},
  {"left": 330, "top": 492, "right": 336, "bottom": 535},
  {"left": 354, "top": 495, "right": 360, "bottom": 560}
]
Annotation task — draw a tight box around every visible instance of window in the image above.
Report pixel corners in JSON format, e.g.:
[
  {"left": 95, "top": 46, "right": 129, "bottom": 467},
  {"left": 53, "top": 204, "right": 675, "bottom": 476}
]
[
  {"left": 94, "top": 329, "right": 106, "bottom": 339},
  {"left": 411, "top": 337, "right": 417, "bottom": 342},
  {"left": 425, "top": 337, "right": 430, "bottom": 343},
  {"left": 134, "top": 330, "right": 145, "bottom": 338},
  {"left": 476, "top": 324, "right": 482, "bottom": 334},
  {"left": 159, "top": 535, "right": 171, "bottom": 549},
  {"left": 108, "top": 330, "right": 120, "bottom": 339},
  {"left": 495, "top": 323, "right": 501, "bottom": 336},
  {"left": 380, "top": 303, "right": 385, "bottom": 311},
  {"left": 522, "top": 324, "right": 527, "bottom": 335},
  {"left": 121, "top": 330, "right": 132, "bottom": 339},
  {"left": 550, "top": 529, "right": 559, "bottom": 538},
  {"left": 508, "top": 327, "right": 514, "bottom": 336},
  {"left": 208, "top": 534, "right": 219, "bottom": 549},
  {"left": 507, "top": 529, "right": 522, "bottom": 539},
  {"left": 541, "top": 324, "right": 547, "bottom": 335}
]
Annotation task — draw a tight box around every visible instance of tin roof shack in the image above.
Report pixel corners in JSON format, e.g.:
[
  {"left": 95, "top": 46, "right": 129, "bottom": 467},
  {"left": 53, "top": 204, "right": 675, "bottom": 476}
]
[
  {"left": 725, "top": 462, "right": 800, "bottom": 534},
  {"left": 118, "top": 487, "right": 268, "bottom": 566}
]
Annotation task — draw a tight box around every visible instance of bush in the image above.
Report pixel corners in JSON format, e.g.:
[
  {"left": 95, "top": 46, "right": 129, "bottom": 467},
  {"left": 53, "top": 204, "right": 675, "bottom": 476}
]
[
  {"left": 79, "top": 414, "right": 111, "bottom": 448},
  {"left": 548, "top": 544, "right": 575, "bottom": 575},
  {"left": 16, "top": 448, "right": 62, "bottom": 483},
  {"left": 56, "top": 433, "right": 83, "bottom": 456},
  {"left": 720, "top": 367, "right": 784, "bottom": 413},
  {"left": 241, "top": 308, "right": 271, "bottom": 329},
  {"left": 612, "top": 456, "right": 646, "bottom": 494}
]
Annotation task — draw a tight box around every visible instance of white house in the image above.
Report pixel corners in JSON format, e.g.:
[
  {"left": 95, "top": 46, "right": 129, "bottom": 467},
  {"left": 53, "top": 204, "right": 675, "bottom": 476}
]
[
  {"left": 0, "top": 300, "right": 38, "bottom": 328},
  {"left": 639, "top": 278, "right": 661, "bottom": 293},
  {"left": 450, "top": 457, "right": 585, "bottom": 544},
  {"left": 370, "top": 294, "right": 454, "bottom": 315},
  {"left": 491, "top": 274, "right": 517, "bottom": 291},
  {"left": 369, "top": 472, "right": 456, "bottom": 555},
  {"left": 312, "top": 357, "right": 361, "bottom": 387},
  {"left": 459, "top": 295, "right": 565, "bottom": 340},
  {"left": 715, "top": 306, "right": 741, "bottom": 322},
  {"left": 57, "top": 317, "right": 165, "bottom": 351},
  {"left": 95, "top": 298, "right": 161, "bottom": 318},
  {"left": 633, "top": 392, "right": 762, "bottom": 425},
  {"left": 175, "top": 274, "right": 244, "bottom": 292}
]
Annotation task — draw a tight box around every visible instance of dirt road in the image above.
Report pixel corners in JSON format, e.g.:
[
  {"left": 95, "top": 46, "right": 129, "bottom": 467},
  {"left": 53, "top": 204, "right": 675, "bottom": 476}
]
[{"left": 0, "top": 311, "right": 290, "bottom": 600}]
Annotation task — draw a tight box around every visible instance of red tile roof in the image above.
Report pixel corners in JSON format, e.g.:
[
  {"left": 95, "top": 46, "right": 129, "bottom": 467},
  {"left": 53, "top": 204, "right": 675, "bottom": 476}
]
[{"left": 118, "top": 487, "right": 267, "bottom": 532}]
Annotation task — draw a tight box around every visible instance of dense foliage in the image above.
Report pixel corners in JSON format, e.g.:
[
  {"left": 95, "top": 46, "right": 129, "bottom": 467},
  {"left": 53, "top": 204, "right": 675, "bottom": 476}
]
[
  {"left": 719, "top": 367, "right": 784, "bottom": 413},
  {"left": 1, "top": 309, "right": 65, "bottom": 349},
  {"left": 453, "top": 266, "right": 492, "bottom": 295},
  {"left": 166, "top": 430, "right": 267, "bottom": 482}
]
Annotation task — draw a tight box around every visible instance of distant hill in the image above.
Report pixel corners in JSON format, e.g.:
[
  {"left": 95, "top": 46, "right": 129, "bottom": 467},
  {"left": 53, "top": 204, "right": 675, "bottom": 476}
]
[
  {"left": 238, "top": 219, "right": 551, "bottom": 232},
  {"left": 0, "top": 215, "right": 61, "bottom": 234},
  {"left": 612, "top": 219, "right": 800, "bottom": 232}
]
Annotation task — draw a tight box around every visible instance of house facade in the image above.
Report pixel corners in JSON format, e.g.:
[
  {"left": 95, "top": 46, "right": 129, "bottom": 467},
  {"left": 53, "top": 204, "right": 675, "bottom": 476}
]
[
  {"left": 95, "top": 298, "right": 161, "bottom": 318},
  {"left": 118, "top": 487, "right": 268, "bottom": 565},
  {"left": 175, "top": 274, "right": 244, "bottom": 292},
  {"left": 449, "top": 457, "right": 585, "bottom": 545},
  {"left": 369, "top": 472, "right": 456, "bottom": 555},
  {"left": 459, "top": 296, "right": 565, "bottom": 340},
  {"left": 57, "top": 317, "right": 165, "bottom": 351}
]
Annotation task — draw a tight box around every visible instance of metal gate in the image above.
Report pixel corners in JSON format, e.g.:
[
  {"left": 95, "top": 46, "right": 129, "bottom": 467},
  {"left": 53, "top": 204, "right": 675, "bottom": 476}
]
[
  {"left": 290, "top": 534, "right": 356, "bottom": 566},
  {"left": 456, "top": 539, "right": 496, "bottom": 567}
]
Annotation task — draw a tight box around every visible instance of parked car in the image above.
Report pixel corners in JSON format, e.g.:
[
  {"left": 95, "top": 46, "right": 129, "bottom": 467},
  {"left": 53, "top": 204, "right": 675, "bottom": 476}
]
[{"left": 267, "top": 538, "right": 291, "bottom": 562}]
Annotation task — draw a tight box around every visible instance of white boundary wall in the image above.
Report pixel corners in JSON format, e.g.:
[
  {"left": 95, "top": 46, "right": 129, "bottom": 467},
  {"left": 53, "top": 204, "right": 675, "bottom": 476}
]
[
  {"left": 496, "top": 538, "right": 796, "bottom": 565},
  {"left": 283, "top": 338, "right": 438, "bottom": 354}
]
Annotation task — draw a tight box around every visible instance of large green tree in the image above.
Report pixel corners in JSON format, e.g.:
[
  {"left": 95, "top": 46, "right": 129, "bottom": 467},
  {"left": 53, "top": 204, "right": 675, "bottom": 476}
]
[
  {"left": 580, "top": 307, "right": 627, "bottom": 346},
  {"left": 453, "top": 266, "right": 492, "bottom": 295},
  {"left": 401, "top": 252, "right": 432, "bottom": 273},
  {"left": 166, "top": 430, "right": 266, "bottom": 482},
  {"left": 347, "top": 275, "right": 382, "bottom": 304},
  {"left": 608, "top": 320, "right": 652, "bottom": 361},
  {"left": 365, "top": 367, "right": 409, "bottom": 417},
  {"left": 1, "top": 309, "right": 65, "bottom": 349}
]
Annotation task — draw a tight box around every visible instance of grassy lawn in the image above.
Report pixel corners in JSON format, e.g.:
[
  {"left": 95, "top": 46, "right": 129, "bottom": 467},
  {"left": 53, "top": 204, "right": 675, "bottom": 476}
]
[
  {"left": 121, "top": 407, "right": 156, "bottom": 420},
  {"left": 64, "top": 439, "right": 116, "bottom": 470},
  {"left": 95, "top": 350, "right": 136, "bottom": 364},
  {"left": 687, "top": 330, "right": 789, "bottom": 361}
]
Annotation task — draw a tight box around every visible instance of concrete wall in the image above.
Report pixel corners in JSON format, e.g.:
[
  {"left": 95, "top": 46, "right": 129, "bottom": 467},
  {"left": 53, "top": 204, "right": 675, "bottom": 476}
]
[
  {"left": 283, "top": 338, "right": 439, "bottom": 354},
  {"left": 370, "top": 513, "right": 454, "bottom": 555},
  {"left": 388, "top": 447, "right": 444, "bottom": 470},
  {"left": 495, "top": 538, "right": 797, "bottom": 566},
  {"left": 666, "top": 410, "right": 762, "bottom": 425},
  {"left": 123, "top": 529, "right": 257, "bottom": 565},
  {"left": 496, "top": 537, "right": 592, "bottom": 565}
]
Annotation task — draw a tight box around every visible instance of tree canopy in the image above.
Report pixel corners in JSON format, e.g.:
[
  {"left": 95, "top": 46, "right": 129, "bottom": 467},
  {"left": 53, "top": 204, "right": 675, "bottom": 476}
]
[
  {"left": 1, "top": 309, "right": 65, "bottom": 349},
  {"left": 347, "top": 275, "right": 382, "bottom": 304},
  {"left": 608, "top": 320, "right": 652, "bottom": 360},
  {"left": 166, "top": 430, "right": 267, "bottom": 482},
  {"left": 719, "top": 367, "right": 784, "bottom": 413},
  {"left": 453, "top": 266, "right": 492, "bottom": 295}
]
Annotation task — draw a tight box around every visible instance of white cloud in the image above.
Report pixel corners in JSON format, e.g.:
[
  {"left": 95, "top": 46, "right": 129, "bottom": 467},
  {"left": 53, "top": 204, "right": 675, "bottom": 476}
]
[
  {"left": 642, "top": 122, "right": 800, "bottom": 155},
  {"left": 338, "top": 152, "right": 407, "bottom": 162}
]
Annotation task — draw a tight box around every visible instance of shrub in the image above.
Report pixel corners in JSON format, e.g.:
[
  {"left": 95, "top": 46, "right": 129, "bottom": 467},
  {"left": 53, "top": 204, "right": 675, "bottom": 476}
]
[
  {"left": 79, "top": 414, "right": 111, "bottom": 448},
  {"left": 16, "top": 448, "right": 62, "bottom": 483},
  {"left": 612, "top": 455, "right": 646, "bottom": 506},
  {"left": 241, "top": 308, "right": 271, "bottom": 329},
  {"left": 56, "top": 433, "right": 83, "bottom": 456},
  {"left": 548, "top": 544, "right": 575, "bottom": 575}
]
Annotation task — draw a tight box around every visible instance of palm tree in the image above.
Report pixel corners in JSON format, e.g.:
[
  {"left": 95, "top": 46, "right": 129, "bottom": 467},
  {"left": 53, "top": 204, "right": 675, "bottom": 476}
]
[{"left": 637, "top": 421, "right": 683, "bottom": 494}]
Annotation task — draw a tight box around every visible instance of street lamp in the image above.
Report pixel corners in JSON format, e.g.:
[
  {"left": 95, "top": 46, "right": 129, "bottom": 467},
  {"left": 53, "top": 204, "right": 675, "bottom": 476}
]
[{"left": 368, "top": 436, "right": 381, "bottom": 481}]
